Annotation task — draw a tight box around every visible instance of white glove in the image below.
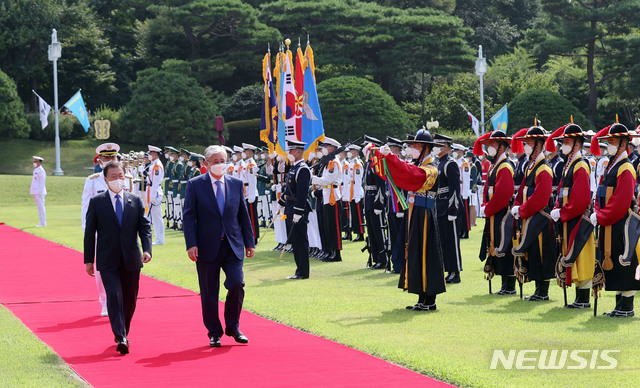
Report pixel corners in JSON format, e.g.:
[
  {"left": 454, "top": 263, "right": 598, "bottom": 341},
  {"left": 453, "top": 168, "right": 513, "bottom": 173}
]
[
  {"left": 379, "top": 145, "right": 391, "bottom": 156},
  {"left": 293, "top": 214, "right": 301, "bottom": 223},
  {"left": 479, "top": 205, "right": 486, "bottom": 217},
  {"left": 374, "top": 209, "right": 382, "bottom": 215},
  {"left": 277, "top": 205, "right": 284, "bottom": 216},
  {"left": 311, "top": 176, "right": 322, "bottom": 185},
  {"left": 590, "top": 213, "right": 598, "bottom": 226},
  {"left": 396, "top": 212, "right": 404, "bottom": 218},
  {"left": 277, "top": 163, "right": 285, "bottom": 173},
  {"left": 550, "top": 208, "right": 561, "bottom": 222},
  {"left": 363, "top": 143, "right": 374, "bottom": 160},
  {"left": 635, "top": 264, "right": 640, "bottom": 281},
  {"left": 511, "top": 206, "right": 520, "bottom": 220},
  {"left": 248, "top": 199, "right": 255, "bottom": 204},
  {"left": 447, "top": 215, "right": 457, "bottom": 221}
]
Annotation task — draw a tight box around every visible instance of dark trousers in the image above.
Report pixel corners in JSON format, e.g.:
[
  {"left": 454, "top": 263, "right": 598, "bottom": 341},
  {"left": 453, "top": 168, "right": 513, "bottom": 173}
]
[
  {"left": 101, "top": 266, "right": 140, "bottom": 340},
  {"left": 365, "top": 210, "right": 386, "bottom": 265},
  {"left": 196, "top": 238, "right": 245, "bottom": 337},
  {"left": 286, "top": 216, "right": 310, "bottom": 277},
  {"left": 322, "top": 202, "right": 343, "bottom": 251},
  {"left": 350, "top": 200, "right": 365, "bottom": 234}
]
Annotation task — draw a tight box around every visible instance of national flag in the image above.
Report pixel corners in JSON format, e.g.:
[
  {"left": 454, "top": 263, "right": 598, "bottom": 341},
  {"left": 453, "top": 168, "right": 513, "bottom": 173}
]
[
  {"left": 294, "top": 45, "right": 305, "bottom": 141},
  {"left": 32, "top": 90, "right": 51, "bottom": 130},
  {"left": 300, "top": 43, "right": 325, "bottom": 160},
  {"left": 276, "top": 44, "right": 297, "bottom": 156},
  {"left": 63, "top": 90, "right": 91, "bottom": 132},
  {"left": 260, "top": 51, "right": 277, "bottom": 154},
  {"left": 490, "top": 104, "right": 508, "bottom": 133},
  {"left": 467, "top": 111, "right": 480, "bottom": 137}
]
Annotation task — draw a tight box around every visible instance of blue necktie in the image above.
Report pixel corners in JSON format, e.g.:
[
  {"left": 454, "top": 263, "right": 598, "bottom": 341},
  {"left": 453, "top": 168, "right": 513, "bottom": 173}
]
[
  {"left": 215, "top": 181, "right": 225, "bottom": 215},
  {"left": 115, "top": 194, "right": 123, "bottom": 225}
]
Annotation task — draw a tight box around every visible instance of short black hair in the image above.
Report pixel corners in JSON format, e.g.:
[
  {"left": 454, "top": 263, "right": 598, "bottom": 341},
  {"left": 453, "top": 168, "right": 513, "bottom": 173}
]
[{"left": 103, "top": 161, "right": 124, "bottom": 177}]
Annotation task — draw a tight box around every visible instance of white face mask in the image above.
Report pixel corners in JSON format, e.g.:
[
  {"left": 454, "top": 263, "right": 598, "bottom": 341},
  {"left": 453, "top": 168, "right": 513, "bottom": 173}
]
[
  {"left": 432, "top": 147, "right": 442, "bottom": 156},
  {"left": 210, "top": 163, "right": 227, "bottom": 176},
  {"left": 179, "top": 156, "right": 185, "bottom": 162},
  {"left": 607, "top": 144, "right": 618, "bottom": 156},
  {"left": 409, "top": 147, "right": 421, "bottom": 159},
  {"left": 486, "top": 146, "right": 497, "bottom": 157},
  {"left": 187, "top": 161, "right": 194, "bottom": 167},
  {"left": 260, "top": 154, "right": 266, "bottom": 160},
  {"left": 561, "top": 144, "right": 572, "bottom": 155},
  {"left": 524, "top": 144, "right": 533, "bottom": 156},
  {"left": 107, "top": 178, "right": 125, "bottom": 193},
  {"left": 232, "top": 154, "right": 238, "bottom": 162},
  {"left": 287, "top": 153, "right": 295, "bottom": 162},
  {"left": 164, "top": 152, "right": 169, "bottom": 159},
  {"left": 241, "top": 152, "right": 247, "bottom": 159},
  {"left": 309, "top": 152, "right": 315, "bottom": 160},
  {"left": 321, "top": 148, "right": 329, "bottom": 156},
  {"left": 632, "top": 137, "right": 640, "bottom": 147},
  {"left": 401, "top": 150, "right": 407, "bottom": 157},
  {"left": 33, "top": 162, "right": 38, "bottom": 168}
]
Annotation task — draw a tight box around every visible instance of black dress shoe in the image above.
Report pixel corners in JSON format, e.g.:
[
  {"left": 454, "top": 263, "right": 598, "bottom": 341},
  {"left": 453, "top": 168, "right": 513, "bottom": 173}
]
[
  {"left": 116, "top": 337, "right": 129, "bottom": 354},
  {"left": 370, "top": 263, "right": 384, "bottom": 270},
  {"left": 352, "top": 235, "right": 364, "bottom": 242},
  {"left": 209, "top": 336, "right": 221, "bottom": 347},
  {"left": 225, "top": 329, "right": 249, "bottom": 344},
  {"left": 287, "top": 274, "right": 308, "bottom": 279}
]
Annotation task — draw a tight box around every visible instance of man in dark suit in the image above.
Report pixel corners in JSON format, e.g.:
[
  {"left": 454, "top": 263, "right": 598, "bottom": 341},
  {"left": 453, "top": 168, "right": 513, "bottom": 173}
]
[
  {"left": 183, "top": 145, "right": 256, "bottom": 348},
  {"left": 84, "top": 162, "right": 152, "bottom": 355}
]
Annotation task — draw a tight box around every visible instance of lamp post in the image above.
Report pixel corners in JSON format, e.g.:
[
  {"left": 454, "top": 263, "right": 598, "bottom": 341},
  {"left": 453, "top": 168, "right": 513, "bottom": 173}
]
[
  {"left": 475, "top": 45, "right": 487, "bottom": 135},
  {"left": 48, "top": 29, "right": 63, "bottom": 175}
]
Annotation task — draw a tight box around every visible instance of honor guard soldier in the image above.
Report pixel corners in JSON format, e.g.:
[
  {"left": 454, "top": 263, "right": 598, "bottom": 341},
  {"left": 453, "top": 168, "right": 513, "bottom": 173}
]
[
  {"left": 473, "top": 131, "right": 516, "bottom": 295},
  {"left": 233, "top": 145, "right": 245, "bottom": 179},
  {"left": 242, "top": 143, "right": 260, "bottom": 244},
  {"left": 339, "top": 149, "right": 352, "bottom": 240},
  {"left": 362, "top": 135, "right": 389, "bottom": 269},
  {"left": 31, "top": 156, "right": 47, "bottom": 227},
  {"left": 591, "top": 122, "right": 640, "bottom": 317},
  {"left": 453, "top": 143, "right": 471, "bottom": 239},
  {"left": 385, "top": 136, "right": 406, "bottom": 268},
  {"left": 347, "top": 144, "right": 365, "bottom": 242},
  {"left": 164, "top": 146, "right": 178, "bottom": 229},
  {"left": 82, "top": 143, "right": 119, "bottom": 316},
  {"left": 433, "top": 134, "right": 463, "bottom": 284},
  {"left": 311, "top": 137, "right": 344, "bottom": 262},
  {"left": 547, "top": 123, "right": 596, "bottom": 309},
  {"left": 278, "top": 140, "right": 311, "bottom": 279},
  {"left": 511, "top": 126, "right": 556, "bottom": 301},
  {"left": 147, "top": 145, "right": 165, "bottom": 245},
  {"left": 186, "top": 153, "right": 203, "bottom": 180},
  {"left": 256, "top": 147, "right": 272, "bottom": 227},
  {"left": 172, "top": 148, "right": 189, "bottom": 231},
  {"left": 372, "top": 129, "right": 443, "bottom": 311}
]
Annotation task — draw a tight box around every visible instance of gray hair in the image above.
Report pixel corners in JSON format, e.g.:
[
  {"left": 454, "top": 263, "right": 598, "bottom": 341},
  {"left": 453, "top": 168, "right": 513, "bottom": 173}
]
[{"left": 204, "top": 145, "right": 227, "bottom": 161}]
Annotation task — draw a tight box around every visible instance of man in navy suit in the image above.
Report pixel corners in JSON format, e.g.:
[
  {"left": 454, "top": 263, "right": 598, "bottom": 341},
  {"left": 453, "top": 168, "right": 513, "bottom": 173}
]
[
  {"left": 183, "top": 145, "right": 256, "bottom": 348},
  {"left": 84, "top": 162, "right": 152, "bottom": 355}
]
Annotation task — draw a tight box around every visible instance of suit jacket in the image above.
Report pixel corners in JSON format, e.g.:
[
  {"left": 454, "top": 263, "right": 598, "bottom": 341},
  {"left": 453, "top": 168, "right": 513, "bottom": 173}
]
[
  {"left": 183, "top": 173, "right": 255, "bottom": 262},
  {"left": 83, "top": 190, "right": 152, "bottom": 271}
]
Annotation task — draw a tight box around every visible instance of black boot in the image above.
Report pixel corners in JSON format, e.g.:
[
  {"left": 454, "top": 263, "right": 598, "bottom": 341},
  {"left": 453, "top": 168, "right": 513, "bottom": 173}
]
[
  {"left": 606, "top": 295, "right": 635, "bottom": 317},
  {"left": 567, "top": 288, "right": 591, "bottom": 309},
  {"left": 446, "top": 271, "right": 461, "bottom": 284},
  {"left": 525, "top": 280, "right": 549, "bottom": 301},
  {"left": 352, "top": 234, "right": 364, "bottom": 242},
  {"left": 417, "top": 294, "right": 437, "bottom": 311},
  {"left": 504, "top": 276, "right": 517, "bottom": 295},
  {"left": 493, "top": 276, "right": 508, "bottom": 295}
]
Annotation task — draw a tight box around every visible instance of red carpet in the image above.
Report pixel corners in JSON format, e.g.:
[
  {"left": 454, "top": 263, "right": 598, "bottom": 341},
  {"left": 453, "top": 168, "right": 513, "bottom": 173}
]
[{"left": 0, "top": 224, "right": 449, "bottom": 387}]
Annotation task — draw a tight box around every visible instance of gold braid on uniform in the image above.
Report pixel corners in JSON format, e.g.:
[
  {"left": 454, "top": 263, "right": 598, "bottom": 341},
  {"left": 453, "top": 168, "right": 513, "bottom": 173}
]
[{"left": 418, "top": 165, "right": 438, "bottom": 192}]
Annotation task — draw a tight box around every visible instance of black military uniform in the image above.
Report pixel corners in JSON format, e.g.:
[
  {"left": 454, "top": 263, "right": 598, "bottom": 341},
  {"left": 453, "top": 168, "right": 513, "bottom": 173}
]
[{"left": 362, "top": 136, "right": 389, "bottom": 270}]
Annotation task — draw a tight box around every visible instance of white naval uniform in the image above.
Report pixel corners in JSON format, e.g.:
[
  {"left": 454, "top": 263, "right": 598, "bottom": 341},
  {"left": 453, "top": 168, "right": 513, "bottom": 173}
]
[
  {"left": 30, "top": 165, "right": 47, "bottom": 226},
  {"left": 312, "top": 156, "right": 343, "bottom": 205},
  {"left": 148, "top": 158, "right": 165, "bottom": 244},
  {"left": 243, "top": 157, "right": 259, "bottom": 203}
]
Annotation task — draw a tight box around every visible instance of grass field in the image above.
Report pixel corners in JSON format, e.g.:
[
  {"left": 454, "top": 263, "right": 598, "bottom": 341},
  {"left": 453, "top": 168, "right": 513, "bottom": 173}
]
[{"left": 2, "top": 173, "right": 640, "bottom": 388}]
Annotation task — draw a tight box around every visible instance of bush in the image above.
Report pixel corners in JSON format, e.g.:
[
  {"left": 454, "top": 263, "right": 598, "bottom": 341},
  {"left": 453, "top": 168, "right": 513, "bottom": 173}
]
[
  {"left": 26, "top": 113, "right": 83, "bottom": 141},
  {"left": 225, "top": 119, "right": 261, "bottom": 146},
  {"left": 221, "top": 84, "right": 263, "bottom": 122},
  {"left": 317, "top": 76, "right": 415, "bottom": 143},
  {"left": 120, "top": 68, "right": 221, "bottom": 145},
  {"left": 509, "top": 89, "right": 593, "bottom": 134},
  {"left": 0, "top": 69, "right": 29, "bottom": 139}
]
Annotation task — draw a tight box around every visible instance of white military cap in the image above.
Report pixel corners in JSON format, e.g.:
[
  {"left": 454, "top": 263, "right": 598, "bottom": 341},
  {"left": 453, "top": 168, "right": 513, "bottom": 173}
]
[
  {"left": 148, "top": 145, "right": 162, "bottom": 152},
  {"left": 452, "top": 143, "right": 466, "bottom": 151},
  {"left": 33, "top": 156, "right": 44, "bottom": 161},
  {"left": 223, "top": 146, "right": 234, "bottom": 154},
  {"left": 320, "top": 137, "right": 341, "bottom": 148},
  {"left": 233, "top": 145, "right": 243, "bottom": 153},
  {"left": 96, "top": 143, "right": 120, "bottom": 156},
  {"left": 242, "top": 143, "right": 257, "bottom": 151}
]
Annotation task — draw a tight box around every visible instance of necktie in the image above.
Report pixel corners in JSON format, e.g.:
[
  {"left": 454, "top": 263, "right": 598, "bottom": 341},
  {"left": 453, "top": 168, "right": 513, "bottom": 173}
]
[
  {"left": 215, "top": 180, "right": 225, "bottom": 215},
  {"left": 115, "top": 194, "right": 123, "bottom": 225}
]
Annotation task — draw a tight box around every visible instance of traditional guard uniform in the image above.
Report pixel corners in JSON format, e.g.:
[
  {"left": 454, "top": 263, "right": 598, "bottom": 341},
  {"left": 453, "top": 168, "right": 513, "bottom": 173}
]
[
  {"left": 362, "top": 135, "right": 388, "bottom": 269},
  {"left": 163, "top": 146, "right": 178, "bottom": 228},
  {"left": 473, "top": 131, "right": 516, "bottom": 295},
  {"left": 467, "top": 151, "right": 481, "bottom": 227},
  {"left": 31, "top": 156, "right": 47, "bottom": 227},
  {"left": 453, "top": 143, "right": 471, "bottom": 238},
  {"left": 385, "top": 136, "right": 406, "bottom": 263},
  {"left": 347, "top": 145, "right": 365, "bottom": 242},
  {"left": 242, "top": 143, "right": 260, "bottom": 244},
  {"left": 433, "top": 134, "right": 463, "bottom": 283},
  {"left": 373, "top": 129, "right": 443, "bottom": 310},
  {"left": 311, "top": 137, "right": 344, "bottom": 262},
  {"left": 547, "top": 124, "right": 596, "bottom": 308},
  {"left": 592, "top": 123, "right": 640, "bottom": 317},
  {"left": 147, "top": 146, "right": 165, "bottom": 245},
  {"left": 512, "top": 126, "right": 556, "bottom": 301},
  {"left": 82, "top": 143, "right": 119, "bottom": 316},
  {"left": 278, "top": 140, "right": 312, "bottom": 279}
]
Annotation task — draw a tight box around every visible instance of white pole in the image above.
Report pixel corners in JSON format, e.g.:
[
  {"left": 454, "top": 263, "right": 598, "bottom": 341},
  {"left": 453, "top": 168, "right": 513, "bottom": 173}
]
[
  {"left": 479, "top": 46, "right": 485, "bottom": 135},
  {"left": 49, "top": 29, "right": 63, "bottom": 175}
]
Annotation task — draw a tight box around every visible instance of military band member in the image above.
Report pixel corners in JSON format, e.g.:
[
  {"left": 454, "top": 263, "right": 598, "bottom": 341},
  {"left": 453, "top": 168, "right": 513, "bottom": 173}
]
[
  {"left": 278, "top": 140, "right": 311, "bottom": 279},
  {"left": 362, "top": 136, "right": 388, "bottom": 269},
  {"left": 433, "top": 134, "right": 463, "bottom": 284},
  {"left": 164, "top": 146, "right": 178, "bottom": 229},
  {"left": 347, "top": 145, "right": 365, "bottom": 242},
  {"left": 339, "top": 149, "right": 352, "bottom": 240},
  {"left": 242, "top": 143, "right": 260, "bottom": 244},
  {"left": 591, "top": 122, "right": 640, "bottom": 317},
  {"left": 474, "top": 131, "right": 516, "bottom": 295},
  {"left": 373, "top": 129, "right": 444, "bottom": 311},
  {"left": 547, "top": 123, "right": 596, "bottom": 309},
  {"left": 511, "top": 126, "right": 556, "bottom": 301},
  {"left": 82, "top": 143, "right": 119, "bottom": 316},
  {"left": 147, "top": 146, "right": 165, "bottom": 245}
]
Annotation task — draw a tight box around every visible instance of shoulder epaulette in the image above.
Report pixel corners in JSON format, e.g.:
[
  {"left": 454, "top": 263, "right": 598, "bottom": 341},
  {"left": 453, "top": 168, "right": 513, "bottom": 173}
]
[{"left": 88, "top": 173, "right": 101, "bottom": 180}]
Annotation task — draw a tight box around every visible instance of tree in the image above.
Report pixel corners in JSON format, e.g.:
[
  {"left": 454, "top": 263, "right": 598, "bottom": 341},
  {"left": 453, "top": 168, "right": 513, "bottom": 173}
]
[
  {"left": 0, "top": 68, "right": 29, "bottom": 139},
  {"left": 220, "top": 84, "right": 263, "bottom": 122},
  {"left": 120, "top": 66, "right": 221, "bottom": 145},
  {"left": 508, "top": 89, "right": 593, "bottom": 134},
  {"left": 526, "top": 0, "right": 640, "bottom": 126},
  {"left": 316, "top": 76, "right": 415, "bottom": 142}
]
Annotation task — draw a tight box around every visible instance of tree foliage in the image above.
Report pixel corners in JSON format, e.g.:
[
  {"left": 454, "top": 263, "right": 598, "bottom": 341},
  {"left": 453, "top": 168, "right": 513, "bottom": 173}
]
[
  {"left": 220, "top": 84, "right": 263, "bottom": 122},
  {"left": 317, "top": 76, "right": 415, "bottom": 142},
  {"left": 0, "top": 68, "right": 29, "bottom": 139}
]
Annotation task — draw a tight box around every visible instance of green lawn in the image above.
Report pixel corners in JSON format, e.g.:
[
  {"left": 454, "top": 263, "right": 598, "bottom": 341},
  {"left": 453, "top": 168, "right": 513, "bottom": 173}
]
[{"left": 1, "top": 174, "right": 640, "bottom": 388}]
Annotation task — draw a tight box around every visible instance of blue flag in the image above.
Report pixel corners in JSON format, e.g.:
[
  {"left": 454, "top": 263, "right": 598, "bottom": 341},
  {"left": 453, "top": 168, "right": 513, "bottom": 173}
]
[
  {"left": 490, "top": 104, "right": 508, "bottom": 133},
  {"left": 64, "top": 90, "right": 90, "bottom": 132},
  {"left": 300, "top": 45, "right": 324, "bottom": 159}
]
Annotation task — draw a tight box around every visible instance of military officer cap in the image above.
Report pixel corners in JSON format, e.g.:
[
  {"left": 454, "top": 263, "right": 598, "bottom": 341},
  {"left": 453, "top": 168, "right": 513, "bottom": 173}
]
[
  {"left": 148, "top": 145, "right": 162, "bottom": 153},
  {"left": 347, "top": 144, "right": 362, "bottom": 151},
  {"left": 233, "top": 145, "right": 243, "bottom": 153},
  {"left": 223, "top": 146, "right": 234, "bottom": 155},
  {"left": 164, "top": 146, "right": 178, "bottom": 153},
  {"left": 465, "top": 151, "right": 475, "bottom": 158},
  {"left": 386, "top": 136, "right": 403, "bottom": 148},
  {"left": 96, "top": 142, "right": 120, "bottom": 156},
  {"left": 362, "top": 135, "right": 382, "bottom": 147},
  {"left": 189, "top": 153, "right": 200, "bottom": 161},
  {"left": 433, "top": 133, "right": 453, "bottom": 145},
  {"left": 144, "top": 152, "right": 150, "bottom": 158},
  {"left": 287, "top": 139, "right": 306, "bottom": 150},
  {"left": 319, "top": 137, "right": 341, "bottom": 148},
  {"left": 33, "top": 156, "right": 44, "bottom": 161},
  {"left": 452, "top": 143, "right": 466, "bottom": 151},
  {"left": 180, "top": 148, "right": 190, "bottom": 155},
  {"left": 242, "top": 143, "right": 257, "bottom": 151}
]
